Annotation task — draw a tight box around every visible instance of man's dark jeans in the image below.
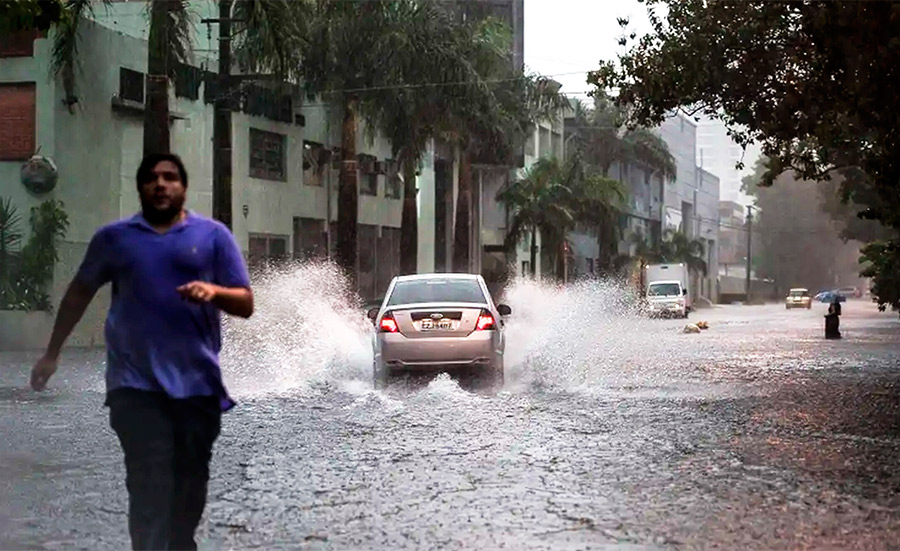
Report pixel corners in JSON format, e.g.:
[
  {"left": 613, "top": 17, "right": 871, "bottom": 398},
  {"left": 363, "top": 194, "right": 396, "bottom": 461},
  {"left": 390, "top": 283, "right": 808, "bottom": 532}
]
[{"left": 107, "top": 388, "right": 221, "bottom": 551}]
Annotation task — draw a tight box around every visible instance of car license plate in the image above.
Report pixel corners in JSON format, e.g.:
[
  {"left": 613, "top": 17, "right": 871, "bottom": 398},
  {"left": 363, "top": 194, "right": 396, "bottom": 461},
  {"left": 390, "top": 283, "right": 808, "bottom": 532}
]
[{"left": 420, "top": 318, "right": 453, "bottom": 330}]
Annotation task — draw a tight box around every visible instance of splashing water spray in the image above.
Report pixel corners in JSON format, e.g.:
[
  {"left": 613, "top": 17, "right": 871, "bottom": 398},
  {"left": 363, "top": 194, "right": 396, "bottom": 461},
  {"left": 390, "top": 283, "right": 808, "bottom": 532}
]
[{"left": 221, "top": 261, "right": 700, "bottom": 398}]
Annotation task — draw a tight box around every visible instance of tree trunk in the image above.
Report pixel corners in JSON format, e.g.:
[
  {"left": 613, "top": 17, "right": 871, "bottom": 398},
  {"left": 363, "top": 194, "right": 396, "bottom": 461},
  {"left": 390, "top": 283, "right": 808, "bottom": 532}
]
[
  {"left": 529, "top": 225, "right": 537, "bottom": 278},
  {"left": 212, "top": 0, "right": 233, "bottom": 229},
  {"left": 144, "top": 0, "right": 171, "bottom": 155},
  {"left": 596, "top": 209, "right": 614, "bottom": 275},
  {"left": 336, "top": 97, "right": 359, "bottom": 288},
  {"left": 399, "top": 155, "right": 418, "bottom": 275},
  {"left": 453, "top": 147, "right": 472, "bottom": 273}
]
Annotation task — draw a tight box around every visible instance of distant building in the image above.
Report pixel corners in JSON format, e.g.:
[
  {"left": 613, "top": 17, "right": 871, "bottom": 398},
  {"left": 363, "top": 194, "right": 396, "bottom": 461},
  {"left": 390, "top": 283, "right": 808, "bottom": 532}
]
[
  {"left": 659, "top": 113, "right": 720, "bottom": 304},
  {"left": 718, "top": 200, "right": 747, "bottom": 273},
  {"left": 696, "top": 116, "right": 761, "bottom": 205}
]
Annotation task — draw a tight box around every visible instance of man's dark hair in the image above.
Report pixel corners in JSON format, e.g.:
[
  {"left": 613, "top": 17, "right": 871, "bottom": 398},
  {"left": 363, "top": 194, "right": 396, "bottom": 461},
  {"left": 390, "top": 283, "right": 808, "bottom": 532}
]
[{"left": 136, "top": 153, "right": 189, "bottom": 188}]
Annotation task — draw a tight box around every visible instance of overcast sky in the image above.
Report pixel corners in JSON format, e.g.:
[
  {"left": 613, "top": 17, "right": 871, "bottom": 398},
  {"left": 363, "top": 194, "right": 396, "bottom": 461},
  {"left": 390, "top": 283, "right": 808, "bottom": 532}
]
[{"left": 523, "top": 0, "right": 655, "bottom": 98}]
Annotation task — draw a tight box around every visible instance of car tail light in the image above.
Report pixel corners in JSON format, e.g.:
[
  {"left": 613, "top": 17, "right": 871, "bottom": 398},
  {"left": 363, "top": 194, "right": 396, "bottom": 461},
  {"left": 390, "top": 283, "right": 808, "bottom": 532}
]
[
  {"left": 476, "top": 309, "right": 496, "bottom": 331},
  {"left": 379, "top": 312, "right": 399, "bottom": 333}
]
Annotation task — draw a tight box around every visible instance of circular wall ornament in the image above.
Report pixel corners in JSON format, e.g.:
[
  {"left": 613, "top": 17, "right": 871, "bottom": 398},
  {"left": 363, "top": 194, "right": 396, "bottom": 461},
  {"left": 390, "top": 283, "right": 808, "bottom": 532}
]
[{"left": 21, "top": 155, "right": 58, "bottom": 195}]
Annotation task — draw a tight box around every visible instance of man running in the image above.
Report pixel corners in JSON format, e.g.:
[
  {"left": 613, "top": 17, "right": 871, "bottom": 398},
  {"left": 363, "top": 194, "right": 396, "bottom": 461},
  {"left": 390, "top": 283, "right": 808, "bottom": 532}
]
[{"left": 30, "top": 152, "right": 253, "bottom": 550}]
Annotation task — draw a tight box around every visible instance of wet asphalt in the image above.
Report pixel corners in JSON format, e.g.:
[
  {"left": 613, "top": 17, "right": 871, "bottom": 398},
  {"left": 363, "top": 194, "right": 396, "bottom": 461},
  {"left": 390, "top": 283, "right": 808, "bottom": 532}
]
[{"left": 1, "top": 296, "right": 898, "bottom": 551}]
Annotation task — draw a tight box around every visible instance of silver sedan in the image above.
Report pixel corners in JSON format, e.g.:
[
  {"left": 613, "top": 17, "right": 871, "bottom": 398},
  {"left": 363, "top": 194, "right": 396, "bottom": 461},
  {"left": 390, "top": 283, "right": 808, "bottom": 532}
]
[{"left": 367, "top": 274, "right": 510, "bottom": 388}]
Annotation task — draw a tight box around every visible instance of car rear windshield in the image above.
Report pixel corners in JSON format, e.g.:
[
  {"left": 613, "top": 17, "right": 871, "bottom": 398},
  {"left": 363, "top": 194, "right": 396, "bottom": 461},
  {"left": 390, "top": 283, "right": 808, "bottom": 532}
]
[
  {"left": 648, "top": 283, "right": 681, "bottom": 297},
  {"left": 790, "top": 290, "right": 809, "bottom": 297},
  {"left": 387, "top": 278, "right": 486, "bottom": 306}
]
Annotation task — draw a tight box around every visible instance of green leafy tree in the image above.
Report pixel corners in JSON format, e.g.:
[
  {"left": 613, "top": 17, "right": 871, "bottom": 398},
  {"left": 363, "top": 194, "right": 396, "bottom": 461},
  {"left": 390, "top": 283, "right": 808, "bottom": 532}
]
[
  {"left": 0, "top": 198, "right": 68, "bottom": 311},
  {"left": 742, "top": 157, "right": 864, "bottom": 296},
  {"left": 0, "top": 0, "right": 64, "bottom": 33},
  {"left": 658, "top": 230, "right": 707, "bottom": 277},
  {"left": 590, "top": 0, "right": 900, "bottom": 313}
]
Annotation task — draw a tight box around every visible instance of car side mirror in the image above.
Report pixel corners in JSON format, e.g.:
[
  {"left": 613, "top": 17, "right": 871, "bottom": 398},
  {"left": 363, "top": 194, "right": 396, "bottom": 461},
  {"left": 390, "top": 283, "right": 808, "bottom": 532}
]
[
  {"left": 367, "top": 307, "right": 379, "bottom": 322},
  {"left": 683, "top": 289, "right": 687, "bottom": 296},
  {"left": 497, "top": 304, "right": 512, "bottom": 316}
]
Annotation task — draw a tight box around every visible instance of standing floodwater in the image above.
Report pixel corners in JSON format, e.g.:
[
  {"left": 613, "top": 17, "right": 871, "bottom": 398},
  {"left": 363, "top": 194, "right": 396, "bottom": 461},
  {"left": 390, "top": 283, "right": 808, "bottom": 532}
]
[{"left": 1, "top": 261, "right": 899, "bottom": 550}]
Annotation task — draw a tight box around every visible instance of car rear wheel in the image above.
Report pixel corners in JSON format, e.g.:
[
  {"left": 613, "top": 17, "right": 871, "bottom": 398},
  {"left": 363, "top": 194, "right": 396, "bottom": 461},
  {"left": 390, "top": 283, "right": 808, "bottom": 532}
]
[
  {"left": 373, "top": 363, "right": 391, "bottom": 390},
  {"left": 472, "top": 361, "right": 504, "bottom": 391}
]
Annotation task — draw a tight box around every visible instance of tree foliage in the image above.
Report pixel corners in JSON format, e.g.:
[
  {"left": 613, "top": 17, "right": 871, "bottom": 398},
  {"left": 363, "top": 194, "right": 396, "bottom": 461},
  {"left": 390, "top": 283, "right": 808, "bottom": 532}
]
[
  {"left": 0, "top": 198, "right": 69, "bottom": 312},
  {"left": 742, "top": 157, "right": 862, "bottom": 295},
  {"left": 566, "top": 93, "right": 674, "bottom": 274},
  {"left": 0, "top": 0, "right": 64, "bottom": 33},
  {"left": 497, "top": 156, "right": 625, "bottom": 279},
  {"left": 590, "top": 0, "right": 900, "bottom": 313}
]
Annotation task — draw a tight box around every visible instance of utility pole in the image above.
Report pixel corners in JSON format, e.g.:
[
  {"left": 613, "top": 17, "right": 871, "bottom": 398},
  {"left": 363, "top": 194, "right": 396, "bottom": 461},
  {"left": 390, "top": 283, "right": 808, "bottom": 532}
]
[
  {"left": 745, "top": 205, "right": 753, "bottom": 304},
  {"left": 206, "top": 0, "right": 235, "bottom": 230}
]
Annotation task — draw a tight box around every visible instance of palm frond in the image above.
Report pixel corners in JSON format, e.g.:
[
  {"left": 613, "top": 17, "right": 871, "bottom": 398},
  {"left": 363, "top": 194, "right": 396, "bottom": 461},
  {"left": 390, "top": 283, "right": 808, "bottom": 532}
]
[
  {"left": 233, "top": 0, "right": 309, "bottom": 85},
  {"left": 51, "top": 0, "right": 111, "bottom": 106}
]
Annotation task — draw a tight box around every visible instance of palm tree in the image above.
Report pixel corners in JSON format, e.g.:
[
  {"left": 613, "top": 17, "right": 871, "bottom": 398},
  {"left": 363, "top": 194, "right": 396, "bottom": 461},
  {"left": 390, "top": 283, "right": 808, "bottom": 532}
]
[
  {"left": 659, "top": 229, "right": 708, "bottom": 276},
  {"left": 496, "top": 157, "right": 579, "bottom": 278},
  {"left": 50, "top": 0, "right": 189, "bottom": 153},
  {"left": 449, "top": 68, "right": 569, "bottom": 273},
  {"left": 563, "top": 149, "right": 627, "bottom": 270},
  {"left": 567, "top": 93, "right": 676, "bottom": 273},
  {"left": 300, "top": 0, "right": 444, "bottom": 284},
  {"left": 363, "top": 2, "right": 495, "bottom": 275},
  {"left": 144, "top": 0, "right": 190, "bottom": 155}
]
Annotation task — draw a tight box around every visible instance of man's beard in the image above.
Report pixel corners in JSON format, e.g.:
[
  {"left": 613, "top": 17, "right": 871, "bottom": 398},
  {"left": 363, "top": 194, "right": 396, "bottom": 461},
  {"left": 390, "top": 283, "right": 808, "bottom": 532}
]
[{"left": 141, "top": 197, "right": 185, "bottom": 225}]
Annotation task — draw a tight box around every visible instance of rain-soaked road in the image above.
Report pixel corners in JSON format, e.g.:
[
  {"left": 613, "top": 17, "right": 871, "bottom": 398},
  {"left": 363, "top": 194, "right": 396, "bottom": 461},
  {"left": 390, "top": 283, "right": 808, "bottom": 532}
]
[{"left": 1, "top": 270, "right": 899, "bottom": 550}]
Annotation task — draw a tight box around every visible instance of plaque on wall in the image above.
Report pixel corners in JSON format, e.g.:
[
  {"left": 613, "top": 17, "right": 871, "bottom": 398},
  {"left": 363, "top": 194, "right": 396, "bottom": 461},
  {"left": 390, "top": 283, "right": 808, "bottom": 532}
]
[{"left": 21, "top": 155, "right": 58, "bottom": 195}]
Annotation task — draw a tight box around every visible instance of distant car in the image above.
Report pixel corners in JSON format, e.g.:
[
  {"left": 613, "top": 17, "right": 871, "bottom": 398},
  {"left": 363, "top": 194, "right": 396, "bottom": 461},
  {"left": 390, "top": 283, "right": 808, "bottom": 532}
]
[
  {"left": 785, "top": 288, "right": 812, "bottom": 310},
  {"left": 815, "top": 290, "right": 847, "bottom": 303},
  {"left": 368, "top": 274, "right": 510, "bottom": 388},
  {"left": 836, "top": 286, "right": 863, "bottom": 298}
]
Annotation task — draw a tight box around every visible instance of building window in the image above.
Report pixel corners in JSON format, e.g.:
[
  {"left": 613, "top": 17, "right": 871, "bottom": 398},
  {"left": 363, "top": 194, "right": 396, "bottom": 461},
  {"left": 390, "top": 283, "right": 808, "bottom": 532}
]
[
  {"left": 385, "top": 160, "right": 402, "bottom": 199},
  {"left": 119, "top": 67, "right": 145, "bottom": 104},
  {"left": 0, "top": 83, "right": 36, "bottom": 161},
  {"left": 293, "top": 217, "right": 327, "bottom": 260},
  {"left": 248, "top": 233, "right": 288, "bottom": 269},
  {"left": 361, "top": 172, "right": 378, "bottom": 196},
  {"left": 173, "top": 63, "right": 202, "bottom": 101},
  {"left": 249, "top": 128, "right": 286, "bottom": 181},
  {"left": 303, "top": 142, "right": 325, "bottom": 187}
]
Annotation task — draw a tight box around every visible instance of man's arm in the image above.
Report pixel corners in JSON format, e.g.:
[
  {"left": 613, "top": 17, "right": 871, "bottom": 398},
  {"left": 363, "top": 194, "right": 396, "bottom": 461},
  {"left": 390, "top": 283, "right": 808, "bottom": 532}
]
[
  {"left": 31, "top": 279, "right": 98, "bottom": 391},
  {"left": 46, "top": 279, "right": 98, "bottom": 359},
  {"left": 31, "top": 228, "right": 110, "bottom": 391}
]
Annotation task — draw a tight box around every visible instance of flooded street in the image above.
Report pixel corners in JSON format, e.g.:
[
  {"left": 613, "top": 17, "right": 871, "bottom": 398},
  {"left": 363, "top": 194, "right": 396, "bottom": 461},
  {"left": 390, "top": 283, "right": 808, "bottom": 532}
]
[{"left": 1, "top": 271, "right": 899, "bottom": 550}]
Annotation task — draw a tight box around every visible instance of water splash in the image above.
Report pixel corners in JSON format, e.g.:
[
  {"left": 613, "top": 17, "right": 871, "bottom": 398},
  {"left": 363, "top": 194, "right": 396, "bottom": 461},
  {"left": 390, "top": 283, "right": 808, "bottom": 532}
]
[
  {"left": 221, "top": 261, "right": 373, "bottom": 398},
  {"left": 501, "top": 276, "right": 705, "bottom": 391},
  {"left": 221, "top": 263, "right": 703, "bottom": 399}
]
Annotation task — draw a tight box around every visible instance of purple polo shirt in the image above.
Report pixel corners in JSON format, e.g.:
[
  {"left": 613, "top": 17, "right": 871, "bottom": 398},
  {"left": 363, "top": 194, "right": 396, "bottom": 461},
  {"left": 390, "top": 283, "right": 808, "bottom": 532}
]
[{"left": 75, "top": 211, "right": 250, "bottom": 411}]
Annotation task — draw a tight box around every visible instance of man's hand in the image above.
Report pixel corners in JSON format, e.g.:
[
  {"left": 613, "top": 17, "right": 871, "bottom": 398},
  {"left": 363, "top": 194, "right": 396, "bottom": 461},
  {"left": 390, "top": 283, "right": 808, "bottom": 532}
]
[
  {"left": 31, "top": 354, "right": 58, "bottom": 392},
  {"left": 177, "top": 281, "right": 253, "bottom": 317},
  {"left": 177, "top": 281, "right": 218, "bottom": 303}
]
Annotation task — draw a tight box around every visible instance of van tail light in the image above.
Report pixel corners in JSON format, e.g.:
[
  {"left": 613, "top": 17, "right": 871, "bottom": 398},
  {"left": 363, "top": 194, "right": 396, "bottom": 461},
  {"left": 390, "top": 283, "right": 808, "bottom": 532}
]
[
  {"left": 476, "top": 309, "right": 496, "bottom": 331},
  {"left": 379, "top": 312, "right": 399, "bottom": 333}
]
